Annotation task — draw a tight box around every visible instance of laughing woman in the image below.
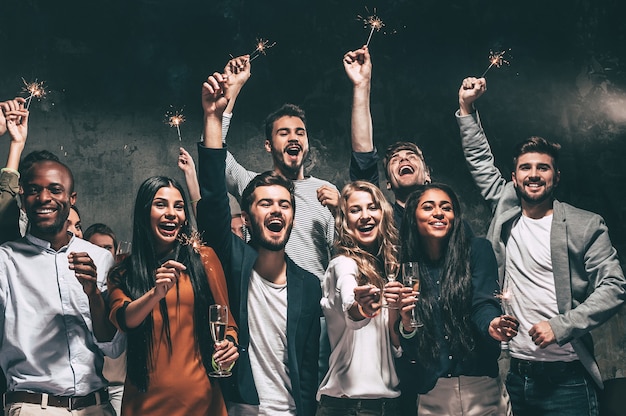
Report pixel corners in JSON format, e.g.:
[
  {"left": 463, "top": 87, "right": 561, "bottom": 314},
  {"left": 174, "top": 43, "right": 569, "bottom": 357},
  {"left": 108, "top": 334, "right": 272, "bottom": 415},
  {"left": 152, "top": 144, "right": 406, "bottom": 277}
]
[
  {"left": 396, "top": 183, "right": 518, "bottom": 415},
  {"left": 316, "top": 181, "right": 402, "bottom": 416},
  {"left": 107, "top": 176, "right": 239, "bottom": 415}
]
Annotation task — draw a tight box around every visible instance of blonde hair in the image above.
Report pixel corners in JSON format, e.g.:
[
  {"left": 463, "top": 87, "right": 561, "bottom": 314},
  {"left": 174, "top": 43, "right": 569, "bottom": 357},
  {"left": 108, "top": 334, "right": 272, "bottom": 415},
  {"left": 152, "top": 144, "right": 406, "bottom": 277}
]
[{"left": 334, "top": 181, "right": 399, "bottom": 290}]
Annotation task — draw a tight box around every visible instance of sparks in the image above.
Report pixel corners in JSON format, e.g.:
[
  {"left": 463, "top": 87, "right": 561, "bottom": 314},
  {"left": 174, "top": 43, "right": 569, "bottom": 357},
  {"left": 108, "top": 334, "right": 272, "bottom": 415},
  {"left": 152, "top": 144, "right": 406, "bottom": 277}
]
[
  {"left": 357, "top": 7, "right": 385, "bottom": 47},
  {"left": 165, "top": 108, "right": 185, "bottom": 141},
  {"left": 178, "top": 229, "right": 206, "bottom": 255},
  {"left": 480, "top": 49, "right": 511, "bottom": 77},
  {"left": 249, "top": 38, "right": 277, "bottom": 62},
  {"left": 21, "top": 78, "right": 48, "bottom": 110}
]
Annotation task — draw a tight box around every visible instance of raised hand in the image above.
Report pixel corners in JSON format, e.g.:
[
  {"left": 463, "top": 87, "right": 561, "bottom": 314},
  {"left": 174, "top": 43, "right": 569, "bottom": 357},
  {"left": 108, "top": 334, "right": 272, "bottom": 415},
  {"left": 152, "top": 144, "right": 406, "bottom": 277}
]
[
  {"left": 459, "top": 77, "right": 487, "bottom": 115},
  {"left": 0, "top": 97, "right": 28, "bottom": 140},
  {"left": 343, "top": 45, "right": 372, "bottom": 88},
  {"left": 201, "top": 72, "right": 230, "bottom": 117},
  {"left": 177, "top": 147, "right": 196, "bottom": 175}
]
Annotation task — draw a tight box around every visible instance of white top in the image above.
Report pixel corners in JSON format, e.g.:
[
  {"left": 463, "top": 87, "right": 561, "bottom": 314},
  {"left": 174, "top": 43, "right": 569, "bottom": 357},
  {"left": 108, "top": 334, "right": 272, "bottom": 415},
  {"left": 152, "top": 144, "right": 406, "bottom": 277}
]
[
  {"left": 506, "top": 214, "right": 578, "bottom": 361},
  {"left": 317, "top": 256, "right": 400, "bottom": 400},
  {"left": 229, "top": 269, "right": 296, "bottom": 416}
]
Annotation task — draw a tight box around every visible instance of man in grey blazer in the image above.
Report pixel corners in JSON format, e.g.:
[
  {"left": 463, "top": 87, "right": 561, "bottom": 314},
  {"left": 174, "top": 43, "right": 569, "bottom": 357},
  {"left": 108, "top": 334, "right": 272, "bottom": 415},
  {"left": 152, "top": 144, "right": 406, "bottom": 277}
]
[{"left": 455, "top": 76, "right": 626, "bottom": 416}]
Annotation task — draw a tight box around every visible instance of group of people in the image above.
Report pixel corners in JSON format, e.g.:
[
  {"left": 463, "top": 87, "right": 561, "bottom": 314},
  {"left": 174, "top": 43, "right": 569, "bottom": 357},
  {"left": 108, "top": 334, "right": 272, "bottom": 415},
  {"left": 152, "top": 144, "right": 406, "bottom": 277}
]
[{"left": 0, "top": 43, "right": 624, "bottom": 416}]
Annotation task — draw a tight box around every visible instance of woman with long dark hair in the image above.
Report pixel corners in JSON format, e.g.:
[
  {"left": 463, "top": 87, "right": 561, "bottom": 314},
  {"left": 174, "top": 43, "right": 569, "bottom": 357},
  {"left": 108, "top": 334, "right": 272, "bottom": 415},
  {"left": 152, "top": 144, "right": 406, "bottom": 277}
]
[
  {"left": 395, "top": 183, "right": 517, "bottom": 415},
  {"left": 316, "top": 181, "right": 402, "bottom": 415},
  {"left": 107, "top": 176, "right": 238, "bottom": 415}
]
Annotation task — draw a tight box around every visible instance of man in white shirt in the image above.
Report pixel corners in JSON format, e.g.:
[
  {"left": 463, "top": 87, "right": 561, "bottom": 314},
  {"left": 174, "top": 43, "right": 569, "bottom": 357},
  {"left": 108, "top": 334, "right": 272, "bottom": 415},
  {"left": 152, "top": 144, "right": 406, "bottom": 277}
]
[{"left": 0, "top": 158, "right": 123, "bottom": 415}]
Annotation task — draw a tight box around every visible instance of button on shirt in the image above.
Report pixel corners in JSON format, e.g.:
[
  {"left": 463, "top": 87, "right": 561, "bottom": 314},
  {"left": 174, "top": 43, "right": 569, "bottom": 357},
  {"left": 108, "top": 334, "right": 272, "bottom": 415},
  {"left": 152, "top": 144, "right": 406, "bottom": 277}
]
[{"left": 0, "top": 234, "right": 122, "bottom": 395}]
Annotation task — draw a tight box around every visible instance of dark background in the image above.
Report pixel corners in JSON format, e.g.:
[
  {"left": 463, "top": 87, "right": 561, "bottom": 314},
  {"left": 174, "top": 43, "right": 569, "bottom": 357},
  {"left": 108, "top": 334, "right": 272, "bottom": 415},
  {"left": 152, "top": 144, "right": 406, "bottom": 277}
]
[{"left": 1, "top": 0, "right": 625, "bottom": 256}]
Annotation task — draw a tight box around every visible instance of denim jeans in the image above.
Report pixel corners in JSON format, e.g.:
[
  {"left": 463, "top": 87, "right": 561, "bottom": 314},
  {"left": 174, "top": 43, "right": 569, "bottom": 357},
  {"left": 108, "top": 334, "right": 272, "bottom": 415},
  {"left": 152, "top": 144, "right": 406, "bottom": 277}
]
[{"left": 506, "top": 360, "right": 599, "bottom": 416}]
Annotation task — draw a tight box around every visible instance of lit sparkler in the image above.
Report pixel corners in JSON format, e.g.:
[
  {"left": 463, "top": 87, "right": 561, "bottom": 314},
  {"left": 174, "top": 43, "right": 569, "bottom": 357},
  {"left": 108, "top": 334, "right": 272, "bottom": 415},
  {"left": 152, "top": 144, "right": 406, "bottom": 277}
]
[
  {"left": 480, "top": 49, "right": 511, "bottom": 77},
  {"left": 165, "top": 108, "right": 185, "bottom": 141},
  {"left": 178, "top": 229, "right": 206, "bottom": 255},
  {"left": 249, "top": 38, "right": 277, "bottom": 62},
  {"left": 21, "top": 78, "right": 47, "bottom": 110},
  {"left": 494, "top": 287, "right": 514, "bottom": 316},
  {"left": 357, "top": 8, "right": 385, "bottom": 47}
]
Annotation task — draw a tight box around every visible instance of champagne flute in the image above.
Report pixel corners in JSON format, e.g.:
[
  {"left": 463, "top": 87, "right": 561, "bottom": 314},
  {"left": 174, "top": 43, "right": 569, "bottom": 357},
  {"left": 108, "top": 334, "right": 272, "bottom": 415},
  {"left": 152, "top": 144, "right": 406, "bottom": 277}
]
[
  {"left": 209, "top": 304, "right": 231, "bottom": 378},
  {"left": 115, "top": 241, "right": 132, "bottom": 263},
  {"left": 402, "top": 262, "right": 422, "bottom": 328},
  {"left": 382, "top": 258, "right": 400, "bottom": 309}
]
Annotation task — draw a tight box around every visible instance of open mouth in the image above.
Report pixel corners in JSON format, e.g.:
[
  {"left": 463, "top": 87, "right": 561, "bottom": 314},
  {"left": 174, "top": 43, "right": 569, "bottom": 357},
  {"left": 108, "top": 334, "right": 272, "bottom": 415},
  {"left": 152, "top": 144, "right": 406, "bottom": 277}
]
[
  {"left": 357, "top": 224, "right": 375, "bottom": 233},
  {"left": 266, "top": 217, "right": 284, "bottom": 233},
  {"left": 159, "top": 222, "right": 179, "bottom": 235},
  {"left": 285, "top": 145, "right": 301, "bottom": 156},
  {"left": 398, "top": 165, "right": 415, "bottom": 176}
]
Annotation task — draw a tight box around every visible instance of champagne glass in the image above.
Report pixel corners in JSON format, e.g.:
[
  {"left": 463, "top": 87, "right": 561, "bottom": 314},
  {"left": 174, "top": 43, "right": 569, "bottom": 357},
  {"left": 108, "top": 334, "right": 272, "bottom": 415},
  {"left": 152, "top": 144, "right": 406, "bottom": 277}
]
[
  {"left": 209, "top": 304, "right": 231, "bottom": 378},
  {"left": 115, "top": 241, "right": 132, "bottom": 263},
  {"left": 402, "top": 262, "right": 422, "bottom": 328},
  {"left": 496, "top": 281, "right": 516, "bottom": 349},
  {"left": 382, "top": 258, "right": 400, "bottom": 309}
]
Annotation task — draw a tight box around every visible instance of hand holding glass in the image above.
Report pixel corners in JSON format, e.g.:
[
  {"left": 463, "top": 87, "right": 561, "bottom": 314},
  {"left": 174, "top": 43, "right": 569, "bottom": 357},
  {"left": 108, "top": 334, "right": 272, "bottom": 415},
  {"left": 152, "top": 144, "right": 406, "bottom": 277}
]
[
  {"left": 382, "top": 259, "right": 400, "bottom": 309},
  {"left": 402, "top": 262, "right": 422, "bottom": 328},
  {"left": 209, "top": 304, "right": 232, "bottom": 378}
]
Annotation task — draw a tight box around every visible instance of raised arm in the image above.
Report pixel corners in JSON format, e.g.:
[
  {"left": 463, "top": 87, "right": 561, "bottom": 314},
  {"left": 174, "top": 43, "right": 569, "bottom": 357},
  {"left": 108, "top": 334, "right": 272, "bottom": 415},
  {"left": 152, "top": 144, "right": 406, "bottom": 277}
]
[
  {"left": 456, "top": 77, "right": 507, "bottom": 211},
  {"left": 1, "top": 98, "right": 29, "bottom": 213},
  {"left": 177, "top": 147, "right": 200, "bottom": 216}
]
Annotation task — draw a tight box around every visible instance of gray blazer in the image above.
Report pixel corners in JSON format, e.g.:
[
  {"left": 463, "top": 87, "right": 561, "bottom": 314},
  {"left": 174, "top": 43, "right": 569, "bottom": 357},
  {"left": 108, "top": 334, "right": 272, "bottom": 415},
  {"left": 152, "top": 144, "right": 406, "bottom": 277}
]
[{"left": 457, "top": 110, "right": 626, "bottom": 387}]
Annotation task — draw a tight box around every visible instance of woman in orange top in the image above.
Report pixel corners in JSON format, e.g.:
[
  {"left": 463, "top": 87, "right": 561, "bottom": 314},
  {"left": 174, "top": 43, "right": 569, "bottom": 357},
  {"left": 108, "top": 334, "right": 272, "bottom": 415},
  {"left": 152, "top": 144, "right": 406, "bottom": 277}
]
[{"left": 108, "top": 176, "right": 238, "bottom": 415}]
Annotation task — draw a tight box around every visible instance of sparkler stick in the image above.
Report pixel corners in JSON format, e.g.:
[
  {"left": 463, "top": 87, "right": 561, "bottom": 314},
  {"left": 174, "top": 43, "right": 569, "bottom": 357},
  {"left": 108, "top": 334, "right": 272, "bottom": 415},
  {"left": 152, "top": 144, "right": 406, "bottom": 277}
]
[
  {"left": 178, "top": 229, "right": 206, "bottom": 255},
  {"left": 165, "top": 108, "right": 185, "bottom": 141},
  {"left": 358, "top": 8, "right": 385, "bottom": 47},
  {"left": 248, "top": 38, "right": 277, "bottom": 62},
  {"left": 21, "top": 78, "right": 47, "bottom": 110},
  {"left": 480, "top": 49, "right": 511, "bottom": 77}
]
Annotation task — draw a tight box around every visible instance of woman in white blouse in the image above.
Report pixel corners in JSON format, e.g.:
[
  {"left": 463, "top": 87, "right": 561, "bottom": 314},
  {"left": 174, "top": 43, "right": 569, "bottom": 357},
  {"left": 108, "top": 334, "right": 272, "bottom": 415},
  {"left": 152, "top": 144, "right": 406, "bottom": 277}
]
[{"left": 316, "top": 181, "right": 402, "bottom": 416}]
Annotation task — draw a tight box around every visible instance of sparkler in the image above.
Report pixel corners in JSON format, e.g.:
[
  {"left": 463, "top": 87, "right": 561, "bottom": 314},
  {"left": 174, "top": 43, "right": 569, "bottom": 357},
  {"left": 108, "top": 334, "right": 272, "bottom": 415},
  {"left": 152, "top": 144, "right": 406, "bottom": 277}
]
[
  {"left": 21, "top": 78, "right": 47, "bottom": 110},
  {"left": 165, "top": 108, "right": 185, "bottom": 141},
  {"left": 248, "top": 38, "right": 277, "bottom": 62},
  {"left": 480, "top": 49, "right": 511, "bottom": 77},
  {"left": 178, "top": 229, "right": 206, "bottom": 255},
  {"left": 357, "top": 8, "right": 385, "bottom": 47}
]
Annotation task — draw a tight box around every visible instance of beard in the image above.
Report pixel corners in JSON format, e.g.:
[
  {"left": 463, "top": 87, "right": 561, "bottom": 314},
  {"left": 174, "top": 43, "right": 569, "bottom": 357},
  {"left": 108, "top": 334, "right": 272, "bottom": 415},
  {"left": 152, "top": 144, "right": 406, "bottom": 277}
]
[
  {"left": 248, "top": 218, "right": 293, "bottom": 252},
  {"left": 27, "top": 204, "right": 70, "bottom": 236},
  {"left": 514, "top": 181, "right": 556, "bottom": 205},
  {"left": 271, "top": 145, "right": 308, "bottom": 179}
]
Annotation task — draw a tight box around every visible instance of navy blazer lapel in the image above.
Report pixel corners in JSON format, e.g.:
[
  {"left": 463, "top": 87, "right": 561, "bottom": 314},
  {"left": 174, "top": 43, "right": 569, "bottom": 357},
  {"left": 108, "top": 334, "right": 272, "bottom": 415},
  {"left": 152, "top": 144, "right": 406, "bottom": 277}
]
[
  {"left": 285, "top": 258, "right": 304, "bottom": 336},
  {"left": 550, "top": 202, "right": 572, "bottom": 314}
]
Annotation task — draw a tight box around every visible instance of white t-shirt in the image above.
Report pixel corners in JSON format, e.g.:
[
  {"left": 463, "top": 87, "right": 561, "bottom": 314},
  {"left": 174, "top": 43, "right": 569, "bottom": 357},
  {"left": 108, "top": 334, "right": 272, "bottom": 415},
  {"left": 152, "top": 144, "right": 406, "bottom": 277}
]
[
  {"left": 505, "top": 214, "right": 578, "bottom": 362},
  {"left": 228, "top": 269, "right": 296, "bottom": 416}
]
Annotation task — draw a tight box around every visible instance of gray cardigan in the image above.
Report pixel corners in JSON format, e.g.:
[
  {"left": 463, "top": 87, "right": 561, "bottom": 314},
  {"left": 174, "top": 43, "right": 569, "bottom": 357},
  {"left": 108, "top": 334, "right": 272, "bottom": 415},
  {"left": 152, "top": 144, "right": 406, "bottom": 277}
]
[{"left": 456, "top": 110, "right": 626, "bottom": 387}]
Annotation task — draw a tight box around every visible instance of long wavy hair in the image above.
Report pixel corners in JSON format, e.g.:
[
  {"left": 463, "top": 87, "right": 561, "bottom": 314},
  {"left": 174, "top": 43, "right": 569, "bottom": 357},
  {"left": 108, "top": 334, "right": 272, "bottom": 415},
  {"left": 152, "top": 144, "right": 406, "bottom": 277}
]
[
  {"left": 400, "top": 183, "right": 476, "bottom": 366},
  {"left": 109, "top": 176, "right": 214, "bottom": 391},
  {"left": 335, "top": 181, "right": 399, "bottom": 289}
]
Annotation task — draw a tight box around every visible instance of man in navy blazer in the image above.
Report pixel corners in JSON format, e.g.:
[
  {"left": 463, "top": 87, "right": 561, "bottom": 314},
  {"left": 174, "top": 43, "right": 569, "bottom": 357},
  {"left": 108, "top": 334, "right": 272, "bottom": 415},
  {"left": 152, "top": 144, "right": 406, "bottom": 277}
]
[
  {"left": 196, "top": 71, "right": 321, "bottom": 416},
  {"left": 456, "top": 76, "right": 626, "bottom": 416}
]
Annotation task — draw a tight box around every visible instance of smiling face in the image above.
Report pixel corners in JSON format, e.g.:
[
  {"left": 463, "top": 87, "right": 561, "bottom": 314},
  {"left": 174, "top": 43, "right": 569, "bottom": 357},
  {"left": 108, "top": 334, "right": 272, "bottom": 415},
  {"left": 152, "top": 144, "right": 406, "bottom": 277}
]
[
  {"left": 21, "top": 160, "right": 76, "bottom": 243},
  {"left": 345, "top": 190, "right": 382, "bottom": 251},
  {"left": 243, "top": 184, "right": 294, "bottom": 252},
  {"left": 149, "top": 186, "right": 186, "bottom": 255},
  {"left": 414, "top": 188, "right": 455, "bottom": 241},
  {"left": 265, "top": 116, "right": 309, "bottom": 180},
  {"left": 385, "top": 149, "right": 430, "bottom": 198},
  {"left": 512, "top": 152, "right": 559, "bottom": 208}
]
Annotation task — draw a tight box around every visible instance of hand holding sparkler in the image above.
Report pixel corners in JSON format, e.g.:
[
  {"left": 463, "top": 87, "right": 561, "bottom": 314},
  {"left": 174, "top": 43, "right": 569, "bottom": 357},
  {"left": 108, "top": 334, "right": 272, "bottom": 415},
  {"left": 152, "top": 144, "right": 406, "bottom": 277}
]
[
  {"left": 202, "top": 72, "right": 230, "bottom": 149},
  {"left": 0, "top": 98, "right": 29, "bottom": 144},
  {"left": 458, "top": 76, "right": 487, "bottom": 116},
  {"left": 343, "top": 45, "right": 372, "bottom": 88},
  {"left": 224, "top": 55, "right": 252, "bottom": 114}
]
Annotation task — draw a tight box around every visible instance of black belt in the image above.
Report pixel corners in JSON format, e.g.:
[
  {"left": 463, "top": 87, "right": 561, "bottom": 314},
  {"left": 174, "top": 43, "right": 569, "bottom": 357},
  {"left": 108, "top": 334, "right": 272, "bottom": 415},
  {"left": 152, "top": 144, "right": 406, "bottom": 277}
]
[
  {"left": 510, "top": 357, "right": 585, "bottom": 378},
  {"left": 4, "top": 388, "right": 108, "bottom": 410},
  {"left": 319, "top": 394, "right": 399, "bottom": 411}
]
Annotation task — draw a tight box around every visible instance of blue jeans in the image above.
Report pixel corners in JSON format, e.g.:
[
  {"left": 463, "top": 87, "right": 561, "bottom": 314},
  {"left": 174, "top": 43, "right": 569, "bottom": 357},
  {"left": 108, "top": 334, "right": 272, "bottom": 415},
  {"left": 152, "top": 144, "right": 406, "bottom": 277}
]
[{"left": 506, "top": 359, "right": 598, "bottom": 416}]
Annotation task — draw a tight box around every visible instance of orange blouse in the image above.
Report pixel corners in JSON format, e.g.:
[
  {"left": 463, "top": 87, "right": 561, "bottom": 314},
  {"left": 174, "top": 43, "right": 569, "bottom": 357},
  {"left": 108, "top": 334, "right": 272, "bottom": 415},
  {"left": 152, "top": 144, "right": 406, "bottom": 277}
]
[{"left": 108, "top": 246, "right": 237, "bottom": 416}]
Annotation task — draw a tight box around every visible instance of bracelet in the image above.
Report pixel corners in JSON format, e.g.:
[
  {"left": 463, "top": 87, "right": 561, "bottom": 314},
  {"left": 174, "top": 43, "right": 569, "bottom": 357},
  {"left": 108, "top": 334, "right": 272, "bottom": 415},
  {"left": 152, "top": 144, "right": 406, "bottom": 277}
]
[
  {"left": 399, "top": 321, "right": 418, "bottom": 339},
  {"left": 357, "top": 303, "right": 380, "bottom": 319}
]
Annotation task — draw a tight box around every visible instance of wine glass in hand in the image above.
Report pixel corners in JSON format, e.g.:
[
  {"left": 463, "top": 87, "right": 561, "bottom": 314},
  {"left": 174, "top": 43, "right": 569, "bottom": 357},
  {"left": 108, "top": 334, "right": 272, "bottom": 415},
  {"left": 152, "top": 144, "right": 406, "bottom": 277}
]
[
  {"left": 209, "top": 304, "right": 231, "bottom": 378},
  {"left": 402, "top": 262, "right": 422, "bottom": 328}
]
